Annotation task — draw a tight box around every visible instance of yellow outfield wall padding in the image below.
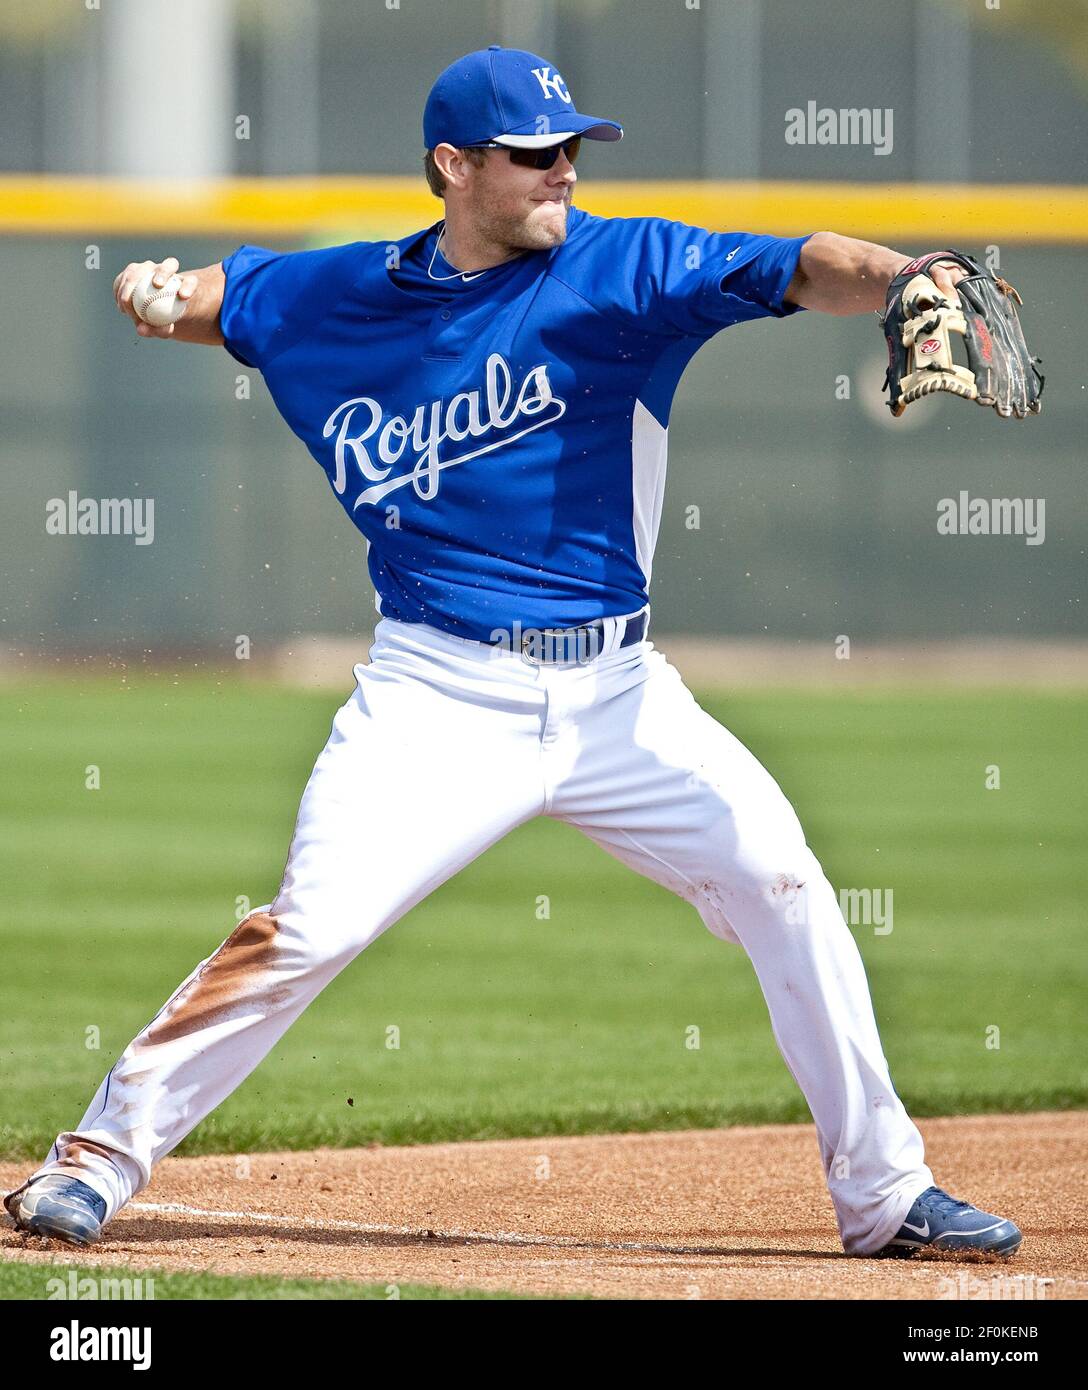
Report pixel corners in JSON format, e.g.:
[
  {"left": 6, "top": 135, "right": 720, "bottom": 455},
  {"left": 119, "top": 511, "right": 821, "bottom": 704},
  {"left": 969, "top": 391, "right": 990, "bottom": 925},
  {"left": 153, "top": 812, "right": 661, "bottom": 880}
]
[{"left": 0, "top": 176, "right": 1085, "bottom": 242}]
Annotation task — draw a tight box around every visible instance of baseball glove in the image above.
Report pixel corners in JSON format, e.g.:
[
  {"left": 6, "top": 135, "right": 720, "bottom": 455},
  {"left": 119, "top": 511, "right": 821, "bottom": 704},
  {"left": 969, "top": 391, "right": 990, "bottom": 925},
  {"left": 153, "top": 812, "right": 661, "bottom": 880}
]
[{"left": 881, "top": 249, "right": 1044, "bottom": 419}]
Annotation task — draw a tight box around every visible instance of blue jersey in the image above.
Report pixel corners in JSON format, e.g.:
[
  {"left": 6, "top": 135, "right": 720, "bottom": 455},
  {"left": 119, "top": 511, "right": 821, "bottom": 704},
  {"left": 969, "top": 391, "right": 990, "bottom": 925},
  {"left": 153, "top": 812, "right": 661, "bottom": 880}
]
[{"left": 220, "top": 207, "right": 810, "bottom": 641}]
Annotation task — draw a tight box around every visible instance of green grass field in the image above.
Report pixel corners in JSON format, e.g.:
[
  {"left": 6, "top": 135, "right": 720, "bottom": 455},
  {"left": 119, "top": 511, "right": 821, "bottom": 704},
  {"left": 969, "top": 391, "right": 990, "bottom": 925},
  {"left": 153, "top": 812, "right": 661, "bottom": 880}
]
[
  {"left": 1, "top": 679, "right": 1084, "bottom": 1163},
  {"left": 0, "top": 1261, "right": 536, "bottom": 1300}
]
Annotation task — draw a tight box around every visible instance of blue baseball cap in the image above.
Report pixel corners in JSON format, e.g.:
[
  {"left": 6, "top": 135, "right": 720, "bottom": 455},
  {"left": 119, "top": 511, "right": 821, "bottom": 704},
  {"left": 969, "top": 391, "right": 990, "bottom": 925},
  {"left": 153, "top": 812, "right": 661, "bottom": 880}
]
[{"left": 423, "top": 45, "right": 623, "bottom": 150}]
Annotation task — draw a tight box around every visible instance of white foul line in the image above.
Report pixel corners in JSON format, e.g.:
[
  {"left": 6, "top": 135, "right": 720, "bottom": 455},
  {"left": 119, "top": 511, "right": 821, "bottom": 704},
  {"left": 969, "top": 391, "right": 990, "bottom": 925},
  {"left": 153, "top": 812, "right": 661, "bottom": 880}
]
[{"left": 130, "top": 1200, "right": 725, "bottom": 1255}]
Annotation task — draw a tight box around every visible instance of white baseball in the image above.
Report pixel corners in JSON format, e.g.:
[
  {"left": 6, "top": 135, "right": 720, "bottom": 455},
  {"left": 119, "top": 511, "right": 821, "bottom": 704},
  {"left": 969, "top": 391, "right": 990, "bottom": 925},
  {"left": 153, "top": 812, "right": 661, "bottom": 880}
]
[{"left": 131, "top": 271, "right": 186, "bottom": 327}]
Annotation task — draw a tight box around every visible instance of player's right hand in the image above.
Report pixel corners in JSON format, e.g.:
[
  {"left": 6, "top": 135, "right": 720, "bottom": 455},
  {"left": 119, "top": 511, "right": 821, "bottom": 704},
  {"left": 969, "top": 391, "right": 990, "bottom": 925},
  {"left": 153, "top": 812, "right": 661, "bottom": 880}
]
[{"left": 113, "top": 257, "right": 199, "bottom": 339}]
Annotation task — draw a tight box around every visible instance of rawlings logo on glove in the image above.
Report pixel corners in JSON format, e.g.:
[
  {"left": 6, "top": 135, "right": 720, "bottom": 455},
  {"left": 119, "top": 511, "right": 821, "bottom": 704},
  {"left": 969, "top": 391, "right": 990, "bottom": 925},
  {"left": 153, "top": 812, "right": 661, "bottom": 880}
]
[{"left": 881, "top": 249, "right": 1044, "bottom": 419}]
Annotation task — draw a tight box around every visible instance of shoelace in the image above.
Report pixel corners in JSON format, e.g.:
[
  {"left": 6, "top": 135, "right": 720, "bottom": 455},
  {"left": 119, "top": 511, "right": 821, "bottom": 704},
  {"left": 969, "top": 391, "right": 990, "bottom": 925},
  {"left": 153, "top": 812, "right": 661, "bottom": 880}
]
[{"left": 924, "top": 1187, "right": 976, "bottom": 1217}]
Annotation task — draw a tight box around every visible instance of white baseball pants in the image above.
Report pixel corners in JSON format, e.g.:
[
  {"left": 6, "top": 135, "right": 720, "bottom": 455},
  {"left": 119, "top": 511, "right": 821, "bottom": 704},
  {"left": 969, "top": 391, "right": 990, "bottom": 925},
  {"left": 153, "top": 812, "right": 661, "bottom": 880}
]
[{"left": 25, "top": 616, "right": 933, "bottom": 1254}]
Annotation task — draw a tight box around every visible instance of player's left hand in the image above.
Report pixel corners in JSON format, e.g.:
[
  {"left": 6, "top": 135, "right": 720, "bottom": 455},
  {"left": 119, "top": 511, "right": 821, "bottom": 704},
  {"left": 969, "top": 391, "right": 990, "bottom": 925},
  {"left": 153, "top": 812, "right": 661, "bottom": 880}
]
[
  {"left": 927, "top": 260, "right": 968, "bottom": 306},
  {"left": 881, "top": 249, "right": 1044, "bottom": 419}
]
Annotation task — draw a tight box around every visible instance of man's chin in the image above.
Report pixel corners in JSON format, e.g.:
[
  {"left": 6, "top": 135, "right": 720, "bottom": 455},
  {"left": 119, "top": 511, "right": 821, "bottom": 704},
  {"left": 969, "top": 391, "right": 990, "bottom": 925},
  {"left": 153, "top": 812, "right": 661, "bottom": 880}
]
[{"left": 524, "top": 201, "right": 570, "bottom": 247}]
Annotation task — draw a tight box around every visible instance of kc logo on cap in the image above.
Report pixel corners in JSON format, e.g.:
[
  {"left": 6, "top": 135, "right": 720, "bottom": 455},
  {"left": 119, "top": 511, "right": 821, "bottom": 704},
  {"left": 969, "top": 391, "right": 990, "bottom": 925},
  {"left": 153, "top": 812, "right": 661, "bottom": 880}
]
[
  {"left": 423, "top": 45, "right": 622, "bottom": 150},
  {"left": 531, "top": 66, "right": 571, "bottom": 105}
]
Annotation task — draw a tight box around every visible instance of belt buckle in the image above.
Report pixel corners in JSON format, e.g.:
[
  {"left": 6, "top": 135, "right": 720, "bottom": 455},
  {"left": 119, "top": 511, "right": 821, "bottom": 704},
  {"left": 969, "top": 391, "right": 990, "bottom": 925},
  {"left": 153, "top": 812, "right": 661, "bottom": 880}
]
[
  {"left": 520, "top": 626, "right": 567, "bottom": 665},
  {"left": 520, "top": 624, "right": 602, "bottom": 666}
]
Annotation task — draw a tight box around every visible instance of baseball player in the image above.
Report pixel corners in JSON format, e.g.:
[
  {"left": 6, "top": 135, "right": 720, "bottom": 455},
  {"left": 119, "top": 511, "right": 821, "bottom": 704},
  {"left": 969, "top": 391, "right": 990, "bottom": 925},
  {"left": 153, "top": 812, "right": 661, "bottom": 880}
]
[{"left": 7, "top": 47, "right": 1024, "bottom": 1261}]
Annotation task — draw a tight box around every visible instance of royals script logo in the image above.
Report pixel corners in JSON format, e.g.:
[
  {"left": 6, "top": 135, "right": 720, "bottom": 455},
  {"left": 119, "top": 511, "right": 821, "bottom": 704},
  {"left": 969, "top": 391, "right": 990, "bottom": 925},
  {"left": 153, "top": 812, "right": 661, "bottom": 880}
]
[{"left": 322, "top": 353, "right": 567, "bottom": 508}]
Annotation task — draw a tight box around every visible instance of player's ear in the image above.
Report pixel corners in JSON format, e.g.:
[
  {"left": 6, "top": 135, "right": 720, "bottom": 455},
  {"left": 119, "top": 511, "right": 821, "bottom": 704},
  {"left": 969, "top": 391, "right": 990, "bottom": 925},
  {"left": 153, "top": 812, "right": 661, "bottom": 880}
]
[{"left": 433, "top": 143, "right": 475, "bottom": 192}]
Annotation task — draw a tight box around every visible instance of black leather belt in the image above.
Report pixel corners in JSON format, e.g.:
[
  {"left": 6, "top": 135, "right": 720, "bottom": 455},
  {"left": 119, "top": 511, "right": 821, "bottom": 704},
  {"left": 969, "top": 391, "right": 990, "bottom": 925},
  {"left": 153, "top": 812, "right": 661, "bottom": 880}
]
[{"left": 518, "top": 609, "right": 648, "bottom": 664}]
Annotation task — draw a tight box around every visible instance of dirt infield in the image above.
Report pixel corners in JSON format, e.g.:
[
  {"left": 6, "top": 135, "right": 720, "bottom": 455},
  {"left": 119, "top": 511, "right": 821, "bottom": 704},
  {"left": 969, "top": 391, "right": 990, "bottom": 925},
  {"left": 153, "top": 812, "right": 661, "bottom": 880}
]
[
  {"left": 3, "top": 1112, "right": 1085, "bottom": 1299},
  {"left": 6, "top": 637, "right": 1088, "bottom": 690}
]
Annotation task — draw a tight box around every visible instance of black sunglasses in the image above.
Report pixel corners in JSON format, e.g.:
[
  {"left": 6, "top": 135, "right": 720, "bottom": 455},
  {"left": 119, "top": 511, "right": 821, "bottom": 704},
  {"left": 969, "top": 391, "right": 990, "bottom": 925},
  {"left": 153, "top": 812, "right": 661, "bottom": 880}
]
[{"left": 465, "top": 136, "right": 582, "bottom": 170}]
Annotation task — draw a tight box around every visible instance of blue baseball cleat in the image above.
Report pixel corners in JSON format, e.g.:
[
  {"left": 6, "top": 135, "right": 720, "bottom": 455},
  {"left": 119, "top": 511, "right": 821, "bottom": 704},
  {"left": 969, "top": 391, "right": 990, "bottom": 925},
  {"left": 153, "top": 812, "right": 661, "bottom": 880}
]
[
  {"left": 5, "top": 1175, "right": 107, "bottom": 1247},
  {"left": 877, "top": 1185, "right": 1022, "bottom": 1258}
]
